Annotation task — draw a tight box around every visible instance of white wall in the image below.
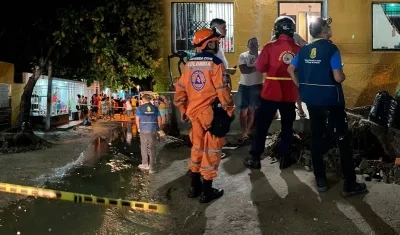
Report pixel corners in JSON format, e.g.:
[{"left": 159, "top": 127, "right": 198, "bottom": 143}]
[{"left": 373, "top": 4, "right": 400, "bottom": 49}]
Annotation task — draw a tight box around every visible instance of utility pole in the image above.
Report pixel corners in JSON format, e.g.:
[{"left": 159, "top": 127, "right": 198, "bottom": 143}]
[{"left": 45, "top": 61, "right": 53, "bottom": 131}]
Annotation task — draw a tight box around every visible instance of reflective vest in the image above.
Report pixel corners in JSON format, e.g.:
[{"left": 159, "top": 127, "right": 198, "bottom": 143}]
[
  {"left": 297, "top": 39, "right": 345, "bottom": 106},
  {"left": 137, "top": 103, "right": 159, "bottom": 132}
]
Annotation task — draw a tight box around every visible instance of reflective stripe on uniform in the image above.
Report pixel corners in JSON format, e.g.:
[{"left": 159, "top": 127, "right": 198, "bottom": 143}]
[
  {"left": 175, "top": 98, "right": 187, "bottom": 103},
  {"left": 266, "top": 77, "right": 292, "bottom": 81},
  {"left": 191, "top": 160, "right": 201, "bottom": 165},
  {"left": 299, "top": 82, "right": 335, "bottom": 87},
  {"left": 176, "top": 83, "right": 185, "bottom": 88},
  {"left": 192, "top": 147, "right": 222, "bottom": 154},
  {"left": 220, "top": 101, "right": 234, "bottom": 108},
  {"left": 200, "top": 165, "right": 219, "bottom": 170},
  {"left": 215, "top": 84, "right": 229, "bottom": 90}
]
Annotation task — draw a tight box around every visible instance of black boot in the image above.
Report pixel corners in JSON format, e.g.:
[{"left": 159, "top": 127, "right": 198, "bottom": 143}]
[
  {"left": 342, "top": 181, "right": 368, "bottom": 197},
  {"left": 199, "top": 179, "right": 224, "bottom": 203},
  {"left": 243, "top": 156, "right": 261, "bottom": 169},
  {"left": 279, "top": 153, "right": 293, "bottom": 169},
  {"left": 188, "top": 172, "right": 202, "bottom": 198}
]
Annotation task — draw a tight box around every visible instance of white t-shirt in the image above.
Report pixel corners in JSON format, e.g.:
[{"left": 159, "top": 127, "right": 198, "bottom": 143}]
[
  {"left": 216, "top": 47, "right": 228, "bottom": 68},
  {"left": 238, "top": 51, "right": 264, "bottom": 86}
]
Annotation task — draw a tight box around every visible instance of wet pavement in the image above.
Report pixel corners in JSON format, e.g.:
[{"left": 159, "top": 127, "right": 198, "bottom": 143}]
[
  {"left": 153, "top": 136, "right": 400, "bottom": 235},
  {"left": 0, "top": 122, "right": 167, "bottom": 235}
]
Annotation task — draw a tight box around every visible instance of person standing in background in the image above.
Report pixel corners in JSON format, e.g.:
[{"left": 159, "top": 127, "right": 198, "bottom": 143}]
[
  {"left": 158, "top": 96, "right": 167, "bottom": 126},
  {"left": 136, "top": 94, "right": 162, "bottom": 174},
  {"left": 131, "top": 95, "right": 137, "bottom": 115},
  {"left": 76, "top": 94, "right": 82, "bottom": 120},
  {"left": 104, "top": 97, "right": 111, "bottom": 120},
  {"left": 210, "top": 18, "right": 237, "bottom": 78},
  {"left": 210, "top": 18, "right": 236, "bottom": 157},
  {"left": 125, "top": 98, "right": 133, "bottom": 119},
  {"left": 237, "top": 37, "right": 263, "bottom": 145},
  {"left": 81, "top": 96, "right": 89, "bottom": 120}
]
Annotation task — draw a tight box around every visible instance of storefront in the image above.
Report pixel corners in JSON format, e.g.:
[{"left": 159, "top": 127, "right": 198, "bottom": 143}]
[
  {"left": 103, "top": 88, "right": 126, "bottom": 99},
  {"left": 25, "top": 73, "right": 100, "bottom": 127}
]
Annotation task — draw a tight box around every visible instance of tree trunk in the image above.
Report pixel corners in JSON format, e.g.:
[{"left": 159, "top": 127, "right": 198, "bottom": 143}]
[
  {"left": 16, "top": 62, "right": 44, "bottom": 131},
  {"left": 45, "top": 61, "right": 53, "bottom": 131},
  {"left": 16, "top": 46, "right": 55, "bottom": 131}
]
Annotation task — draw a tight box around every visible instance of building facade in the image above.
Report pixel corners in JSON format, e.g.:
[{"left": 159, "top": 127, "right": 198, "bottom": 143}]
[{"left": 162, "top": 0, "right": 400, "bottom": 107}]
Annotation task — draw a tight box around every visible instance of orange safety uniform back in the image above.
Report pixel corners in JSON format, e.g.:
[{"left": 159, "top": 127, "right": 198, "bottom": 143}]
[
  {"left": 255, "top": 34, "right": 301, "bottom": 102},
  {"left": 174, "top": 51, "right": 234, "bottom": 120}
]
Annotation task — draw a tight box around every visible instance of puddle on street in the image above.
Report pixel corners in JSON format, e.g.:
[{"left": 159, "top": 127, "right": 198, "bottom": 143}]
[{"left": 0, "top": 122, "right": 167, "bottom": 235}]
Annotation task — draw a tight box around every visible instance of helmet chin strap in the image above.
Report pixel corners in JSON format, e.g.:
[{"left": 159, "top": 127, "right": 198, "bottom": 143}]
[{"left": 213, "top": 43, "right": 219, "bottom": 53}]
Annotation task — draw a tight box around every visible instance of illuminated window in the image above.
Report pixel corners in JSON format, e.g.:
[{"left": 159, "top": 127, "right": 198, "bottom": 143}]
[
  {"left": 278, "top": 2, "right": 322, "bottom": 43},
  {"left": 373, "top": 3, "right": 400, "bottom": 50},
  {"left": 171, "top": 2, "right": 234, "bottom": 53}
]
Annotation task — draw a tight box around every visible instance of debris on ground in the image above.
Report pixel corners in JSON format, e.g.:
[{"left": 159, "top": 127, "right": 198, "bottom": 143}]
[
  {"left": 264, "top": 108, "right": 400, "bottom": 185},
  {"left": 106, "top": 153, "right": 132, "bottom": 172},
  {"left": 0, "top": 131, "right": 52, "bottom": 155}
]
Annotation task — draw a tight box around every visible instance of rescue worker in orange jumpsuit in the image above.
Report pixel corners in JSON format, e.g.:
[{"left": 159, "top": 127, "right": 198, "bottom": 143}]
[
  {"left": 243, "top": 16, "right": 301, "bottom": 170},
  {"left": 174, "top": 27, "right": 235, "bottom": 203}
]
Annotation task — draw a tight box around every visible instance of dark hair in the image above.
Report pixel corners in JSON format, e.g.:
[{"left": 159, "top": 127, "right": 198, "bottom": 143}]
[
  {"left": 247, "top": 37, "right": 257, "bottom": 45},
  {"left": 142, "top": 94, "right": 152, "bottom": 101},
  {"left": 210, "top": 18, "right": 226, "bottom": 27}
]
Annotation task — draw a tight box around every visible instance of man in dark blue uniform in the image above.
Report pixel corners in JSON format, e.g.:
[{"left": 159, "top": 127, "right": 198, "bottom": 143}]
[{"left": 287, "top": 18, "right": 367, "bottom": 197}]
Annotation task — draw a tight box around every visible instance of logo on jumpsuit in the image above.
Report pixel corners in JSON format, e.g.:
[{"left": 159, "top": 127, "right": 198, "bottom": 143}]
[
  {"left": 147, "top": 106, "right": 151, "bottom": 112},
  {"left": 191, "top": 70, "right": 206, "bottom": 91}
]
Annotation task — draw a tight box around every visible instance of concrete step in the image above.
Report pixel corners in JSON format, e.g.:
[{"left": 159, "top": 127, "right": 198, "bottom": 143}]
[{"left": 56, "top": 120, "right": 82, "bottom": 131}]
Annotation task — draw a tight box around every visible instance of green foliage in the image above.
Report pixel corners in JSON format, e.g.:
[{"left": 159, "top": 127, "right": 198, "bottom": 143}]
[{"left": 53, "top": 0, "right": 164, "bottom": 90}]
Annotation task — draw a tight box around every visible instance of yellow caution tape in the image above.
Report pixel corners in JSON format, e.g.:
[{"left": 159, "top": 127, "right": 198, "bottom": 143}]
[{"left": 0, "top": 182, "right": 167, "bottom": 214}]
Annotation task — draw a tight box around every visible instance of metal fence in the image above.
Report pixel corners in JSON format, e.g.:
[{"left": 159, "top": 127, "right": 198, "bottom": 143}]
[{"left": 171, "top": 2, "right": 234, "bottom": 53}]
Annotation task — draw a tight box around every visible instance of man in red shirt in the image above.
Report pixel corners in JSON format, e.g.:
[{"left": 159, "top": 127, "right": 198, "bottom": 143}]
[
  {"left": 243, "top": 16, "right": 301, "bottom": 170},
  {"left": 93, "top": 94, "right": 100, "bottom": 119}
]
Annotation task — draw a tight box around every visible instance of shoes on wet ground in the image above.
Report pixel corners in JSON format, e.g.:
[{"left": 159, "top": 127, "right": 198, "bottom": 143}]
[
  {"left": 188, "top": 172, "right": 202, "bottom": 198},
  {"left": 199, "top": 179, "right": 224, "bottom": 203},
  {"left": 243, "top": 157, "right": 261, "bottom": 169},
  {"left": 138, "top": 164, "right": 150, "bottom": 170},
  {"left": 238, "top": 136, "right": 251, "bottom": 146},
  {"left": 316, "top": 177, "right": 329, "bottom": 192},
  {"left": 342, "top": 181, "right": 368, "bottom": 197},
  {"left": 279, "top": 154, "right": 293, "bottom": 169}
]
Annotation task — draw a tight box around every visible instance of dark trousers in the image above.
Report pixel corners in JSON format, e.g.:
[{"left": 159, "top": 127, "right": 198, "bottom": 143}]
[
  {"left": 307, "top": 105, "right": 356, "bottom": 182},
  {"left": 250, "top": 99, "right": 296, "bottom": 161}
]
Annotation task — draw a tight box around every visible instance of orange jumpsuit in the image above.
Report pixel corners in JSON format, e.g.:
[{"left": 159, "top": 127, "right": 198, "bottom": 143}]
[{"left": 174, "top": 51, "right": 234, "bottom": 181}]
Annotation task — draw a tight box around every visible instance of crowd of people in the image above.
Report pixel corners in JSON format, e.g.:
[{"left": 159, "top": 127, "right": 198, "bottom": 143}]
[
  {"left": 172, "top": 16, "right": 368, "bottom": 204},
  {"left": 75, "top": 93, "right": 140, "bottom": 121}
]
